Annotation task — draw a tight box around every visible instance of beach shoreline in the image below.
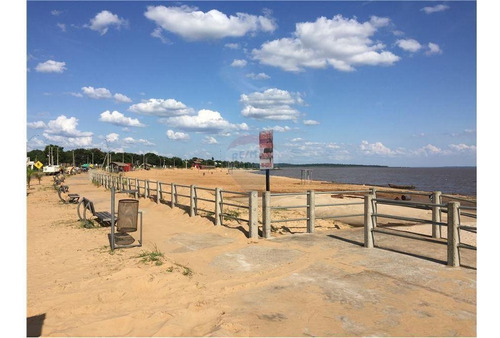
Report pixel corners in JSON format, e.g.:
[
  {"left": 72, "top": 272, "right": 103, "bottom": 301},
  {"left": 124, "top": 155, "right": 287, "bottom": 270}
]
[{"left": 27, "top": 170, "right": 476, "bottom": 336}]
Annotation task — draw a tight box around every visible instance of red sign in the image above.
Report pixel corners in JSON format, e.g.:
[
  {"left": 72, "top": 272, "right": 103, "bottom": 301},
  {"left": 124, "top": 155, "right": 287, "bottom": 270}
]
[{"left": 259, "top": 130, "right": 274, "bottom": 169}]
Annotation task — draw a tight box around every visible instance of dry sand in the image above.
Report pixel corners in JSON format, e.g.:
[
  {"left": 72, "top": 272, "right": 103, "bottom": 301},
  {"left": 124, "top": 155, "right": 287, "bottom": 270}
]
[{"left": 27, "top": 169, "right": 476, "bottom": 336}]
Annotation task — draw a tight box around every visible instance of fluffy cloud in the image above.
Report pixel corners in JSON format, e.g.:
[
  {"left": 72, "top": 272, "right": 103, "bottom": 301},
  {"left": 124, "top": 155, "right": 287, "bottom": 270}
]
[
  {"left": 82, "top": 86, "right": 112, "bottom": 99},
  {"left": 122, "top": 137, "right": 155, "bottom": 146},
  {"left": 449, "top": 144, "right": 476, "bottom": 152},
  {"left": 163, "top": 109, "right": 248, "bottom": 133},
  {"left": 240, "top": 88, "right": 304, "bottom": 120},
  {"left": 203, "top": 136, "right": 218, "bottom": 144},
  {"left": 396, "top": 39, "right": 422, "bottom": 53},
  {"left": 27, "top": 121, "right": 47, "bottom": 129},
  {"left": 151, "top": 27, "right": 170, "bottom": 44},
  {"left": 87, "top": 10, "right": 127, "bottom": 35},
  {"left": 426, "top": 42, "right": 442, "bottom": 55},
  {"left": 231, "top": 59, "right": 247, "bottom": 67},
  {"left": 105, "top": 132, "right": 119, "bottom": 143},
  {"left": 80, "top": 86, "right": 132, "bottom": 102},
  {"left": 35, "top": 60, "right": 67, "bottom": 73},
  {"left": 421, "top": 4, "right": 449, "bottom": 14},
  {"left": 42, "top": 115, "right": 93, "bottom": 147},
  {"left": 166, "top": 130, "right": 190, "bottom": 141},
  {"left": 246, "top": 72, "right": 270, "bottom": 80},
  {"left": 129, "top": 98, "right": 194, "bottom": 116},
  {"left": 265, "top": 125, "right": 291, "bottom": 132},
  {"left": 144, "top": 5, "right": 276, "bottom": 41},
  {"left": 99, "top": 110, "right": 145, "bottom": 127},
  {"left": 303, "top": 119, "right": 319, "bottom": 125},
  {"left": 360, "top": 140, "right": 397, "bottom": 156},
  {"left": 113, "top": 93, "right": 132, "bottom": 103},
  {"left": 252, "top": 15, "right": 399, "bottom": 72}
]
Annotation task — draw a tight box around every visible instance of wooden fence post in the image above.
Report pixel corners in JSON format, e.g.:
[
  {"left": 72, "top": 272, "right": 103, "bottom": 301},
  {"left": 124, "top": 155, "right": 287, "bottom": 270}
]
[
  {"left": 307, "top": 190, "right": 315, "bottom": 233},
  {"left": 249, "top": 191, "right": 258, "bottom": 239},
  {"left": 447, "top": 201, "right": 460, "bottom": 267},
  {"left": 263, "top": 191, "right": 271, "bottom": 238}
]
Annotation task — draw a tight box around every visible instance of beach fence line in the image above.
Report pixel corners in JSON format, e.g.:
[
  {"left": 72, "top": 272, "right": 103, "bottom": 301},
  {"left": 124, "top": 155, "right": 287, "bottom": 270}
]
[
  {"left": 90, "top": 171, "right": 259, "bottom": 239},
  {"left": 90, "top": 172, "right": 476, "bottom": 266}
]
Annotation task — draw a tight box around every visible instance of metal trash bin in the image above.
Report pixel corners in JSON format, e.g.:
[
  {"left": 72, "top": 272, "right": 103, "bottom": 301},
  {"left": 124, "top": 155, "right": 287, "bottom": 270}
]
[{"left": 117, "top": 199, "right": 139, "bottom": 233}]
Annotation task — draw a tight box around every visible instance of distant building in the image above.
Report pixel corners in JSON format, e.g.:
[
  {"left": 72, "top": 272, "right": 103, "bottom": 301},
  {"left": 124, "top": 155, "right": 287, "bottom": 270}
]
[{"left": 110, "top": 162, "right": 132, "bottom": 172}]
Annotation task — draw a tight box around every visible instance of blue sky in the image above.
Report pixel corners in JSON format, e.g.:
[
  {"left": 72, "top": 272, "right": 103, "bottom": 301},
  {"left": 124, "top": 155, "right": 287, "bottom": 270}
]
[{"left": 26, "top": 0, "right": 477, "bottom": 167}]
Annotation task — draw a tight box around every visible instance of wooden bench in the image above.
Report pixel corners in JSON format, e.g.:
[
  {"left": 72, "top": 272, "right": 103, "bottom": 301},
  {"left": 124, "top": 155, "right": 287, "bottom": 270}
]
[
  {"left": 77, "top": 197, "right": 116, "bottom": 226},
  {"left": 57, "top": 185, "right": 80, "bottom": 204}
]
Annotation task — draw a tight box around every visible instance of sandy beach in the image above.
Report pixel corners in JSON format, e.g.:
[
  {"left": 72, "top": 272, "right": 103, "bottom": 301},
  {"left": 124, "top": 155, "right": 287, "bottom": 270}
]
[{"left": 27, "top": 169, "right": 476, "bottom": 336}]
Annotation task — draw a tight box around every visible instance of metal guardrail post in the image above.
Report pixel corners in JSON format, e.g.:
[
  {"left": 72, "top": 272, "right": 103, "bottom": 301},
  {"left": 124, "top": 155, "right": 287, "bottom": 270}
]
[
  {"left": 447, "top": 201, "right": 460, "bottom": 267},
  {"left": 215, "top": 187, "right": 221, "bottom": 226},
  {"left": 189, "top": 185, "right": 195, "bottom": 217},
  {"left": 364, "top": 193, "right": 375, "bottom": 248},
  {"left": 307, "top": 190, "right": 315, "bottom": 233},
  {"left": 158, "top": 181, "right": 162, "bottom": 203},
  {"left": 432, "top": 191, "right": 442, "bottom": 238},
  {"left": 249, "top": 191, "right": 258, "bottom": 239},
  {"left": 145, "top": 180, "right": 150, "bottom": 198},
  {"left": 263, "top": 191, "right": 271, "bottom": 238},
  {"left": 135, "top": 178, "right": 139, "bottom": 197}
]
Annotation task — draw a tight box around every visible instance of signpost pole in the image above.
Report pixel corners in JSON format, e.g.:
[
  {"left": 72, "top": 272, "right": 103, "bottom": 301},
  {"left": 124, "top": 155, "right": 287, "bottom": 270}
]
[{"left": 266, "top": 169, "right": 270, "bottom": 192}]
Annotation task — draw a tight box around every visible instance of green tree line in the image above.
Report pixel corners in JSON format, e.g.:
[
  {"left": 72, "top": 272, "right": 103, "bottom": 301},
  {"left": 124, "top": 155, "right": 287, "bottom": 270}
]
[{"left": 27, "top": 145, "right": 258, "bottom": 169}]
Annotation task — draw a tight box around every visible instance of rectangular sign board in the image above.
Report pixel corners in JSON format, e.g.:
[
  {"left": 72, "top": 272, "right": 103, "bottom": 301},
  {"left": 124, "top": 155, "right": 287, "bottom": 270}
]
[{"left": 259, "top": 130, "right": 273, "bottom": 170}]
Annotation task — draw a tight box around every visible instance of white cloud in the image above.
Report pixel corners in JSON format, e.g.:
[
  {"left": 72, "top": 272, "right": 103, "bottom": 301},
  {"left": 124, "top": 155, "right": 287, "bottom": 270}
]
[
  {"left": 203, "top": 136, "right": 218, "bottom": 144},
  {"left": 129, "top": 98, "right": 194, "bottom": 116},
  {"left": 449, "top": 144, "right": 476, "bottom": 152},
  {"left": 303, "top": 119, "right": 319, "bottom": 125},
  {"left": 151, "top": 27, "right": 170, "bottom": 44},
  {"left": 57, "top": 23, "right": 66, "bottom": 32},
  {"left": 426, "top": 42, "right": 443, "bottom": 55},
  {"left": 360, "top": 140, "right": 397, "bottom": 156},
  {"left": 266, "top": 125, "right": 291, "bottom": 132},
  {"left": 113, "top": 93, "right": 132, "bottom": 103},
  {"left": 396, "top": 39, "right": 422, "bottom": 53},
  {"left": 106, "top": 132, "right": 119, "bottom": 143},
  {"left": 240, "top": 88, "right": 304, "bottom": 120},
  {"left": 225, "top": 43, "right": 240, "bottom": 49},
  {"left": 42, "top": 115, "right": 93, "bottom": 147},
  {"left": 27, "top": 121, "right": 47, "bottom": 129},
  {"left": 82, "top": 86, "right": 112, "bottom": 99},
  {"left": 414, "top": 144, "right": 444, "bottom": 156},
  {"left": 166, "top": 130, "right": 190, "bottom": 141},
  {"left": 231, "top": 59, "right": 247, "bottom": 67},
  {"left": 144, "top": 5, "right": 276, "bottom": 41},
  {"left": 99, "top": 110, "right": 145, "bottom": 127},
  {"left": 252, "top": 15, "right": 400, "bottom": 72},
  {"left": 87, "top": 10, "right": 127, "bottom": 35},
  {"left": 51, "top": 10, "right": 62, "bottom": 16},
  {"left": 122, "top": 137, "right": 155, "bottom": 146},
  {"left": 421, "top": 4, "right": 449, "bottom": 14},
  {"left": 246, "top": 72, "right": 270, "bottom": 80},
  {"left": 35, "top": 60, "right": 67, "bottom": 73},
  {"left": 163, "top": 109, "right": 248, "bottom": 133}
]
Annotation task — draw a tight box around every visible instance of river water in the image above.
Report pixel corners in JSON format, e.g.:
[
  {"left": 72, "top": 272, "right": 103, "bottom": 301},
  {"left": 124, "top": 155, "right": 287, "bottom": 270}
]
[{"left": 264, "top": 166, "right": 476, "bottom": 196}]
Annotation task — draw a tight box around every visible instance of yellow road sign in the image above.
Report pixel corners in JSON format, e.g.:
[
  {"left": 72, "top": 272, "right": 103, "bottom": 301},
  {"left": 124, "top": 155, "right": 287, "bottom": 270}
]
[{"left": 34, "top": 161, "right": 43, "bottom": 169}]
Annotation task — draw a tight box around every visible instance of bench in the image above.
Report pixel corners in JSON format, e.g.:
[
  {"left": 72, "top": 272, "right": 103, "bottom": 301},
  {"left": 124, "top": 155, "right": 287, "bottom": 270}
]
[
  {"left": 77, "top": 197, "right": 116, "bottom": 226},
  {"left": 57, "top": 185, "right": 80, "bottom": 204}
]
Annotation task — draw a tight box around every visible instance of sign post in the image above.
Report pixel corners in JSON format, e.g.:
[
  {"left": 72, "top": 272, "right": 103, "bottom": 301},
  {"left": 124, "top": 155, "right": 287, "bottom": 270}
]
[{"left": 259, "top": 130, "right": 273, "bottom": 192}]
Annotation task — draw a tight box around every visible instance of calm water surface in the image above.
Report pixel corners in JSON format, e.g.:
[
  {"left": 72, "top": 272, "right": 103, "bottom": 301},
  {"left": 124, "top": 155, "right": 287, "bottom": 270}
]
[{"left": 265, "top": 166, "right": 476, "bottom": 196}]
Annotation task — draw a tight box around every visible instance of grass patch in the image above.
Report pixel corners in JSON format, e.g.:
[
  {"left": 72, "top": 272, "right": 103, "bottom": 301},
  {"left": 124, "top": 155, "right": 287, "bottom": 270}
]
[
  {"left": 174, "top": 263, "right": 193, "bottom": 277},
  {"left": 79, "top": 219, "right": 100, "bottom": 229},
  {"left": 137, "top": 245, "right": 164, "bottom": 266}
]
